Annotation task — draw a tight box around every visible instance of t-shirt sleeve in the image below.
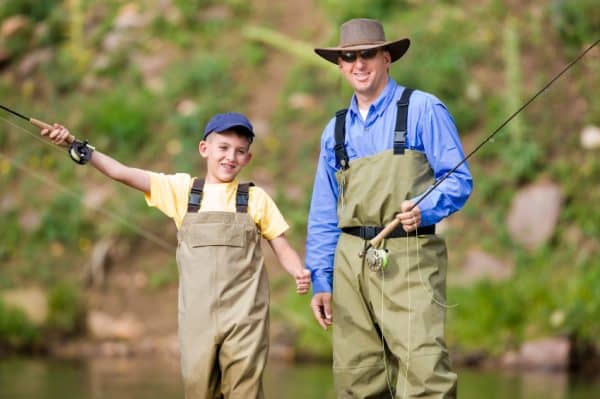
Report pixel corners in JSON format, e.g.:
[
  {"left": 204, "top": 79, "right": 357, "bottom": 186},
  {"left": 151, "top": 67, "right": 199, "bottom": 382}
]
[
  {"left": 249, "top": 186, "right": 289, "bottom": 240},
  {"left": 144, "top": 172, "right": 192, "bottom": 229}
]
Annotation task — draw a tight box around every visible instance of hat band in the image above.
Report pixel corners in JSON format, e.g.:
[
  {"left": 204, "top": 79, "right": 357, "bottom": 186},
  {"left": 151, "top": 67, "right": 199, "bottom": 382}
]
[{"left": 339, "top": 41, "right": 387, "bottom": 48}]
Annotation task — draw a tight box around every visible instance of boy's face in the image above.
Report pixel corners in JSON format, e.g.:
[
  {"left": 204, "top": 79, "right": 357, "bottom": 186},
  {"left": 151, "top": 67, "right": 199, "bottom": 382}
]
[{"left": 199, "top": 130, "right": 252, "bottom": 183}]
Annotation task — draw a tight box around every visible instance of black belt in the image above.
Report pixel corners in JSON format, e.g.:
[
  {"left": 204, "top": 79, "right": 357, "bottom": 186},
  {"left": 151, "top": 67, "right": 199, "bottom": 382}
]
[{"left": 341, "top": 224, "right": 435, "bottom": 240}]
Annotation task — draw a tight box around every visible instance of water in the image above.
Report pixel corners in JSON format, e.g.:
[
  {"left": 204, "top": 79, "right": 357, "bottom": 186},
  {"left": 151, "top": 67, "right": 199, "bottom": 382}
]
[{"left": 0, "top": 356, "right": 598, "bottom": 398}]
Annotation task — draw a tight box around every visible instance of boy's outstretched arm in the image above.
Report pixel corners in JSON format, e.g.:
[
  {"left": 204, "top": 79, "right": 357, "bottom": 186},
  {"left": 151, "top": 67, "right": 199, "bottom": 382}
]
[
  {"left": 268, "top": 234, "right": 311, "bottom": 294},
  {"left": 40, "top": 123, "right": 150, "bottom": 193}
]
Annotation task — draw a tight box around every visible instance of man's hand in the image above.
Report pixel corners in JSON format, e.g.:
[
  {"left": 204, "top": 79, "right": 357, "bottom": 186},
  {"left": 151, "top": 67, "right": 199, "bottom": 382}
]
[
  {"left": 311, "top": 292, "right": 332, "bottom": 330},
  {"left": 396, "top": 200, "right": 421, "bottom": 232},
  {"left": 295, "top": 269, "right": 311, "bottom": 294}
]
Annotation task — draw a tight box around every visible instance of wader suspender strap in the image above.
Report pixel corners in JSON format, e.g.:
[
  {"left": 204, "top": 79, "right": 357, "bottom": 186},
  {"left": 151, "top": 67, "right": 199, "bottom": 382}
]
[
  {"left": 236, "top": 182, "right": 254, "bottom": 213},
  {"left": 187, "top": 178, "right": 205, "bottom": 212},
  {"left": 334, "top": 109, "right": 349, "bottom": 170},
  {"left": 187, "top": 180, "right": 254, "bottom": 213},
  {"left": 333, "top": 87, "right": 414, "bottom": 168},
  {"left": 394, "top": 88, "right": 414, "bottom": 155}
]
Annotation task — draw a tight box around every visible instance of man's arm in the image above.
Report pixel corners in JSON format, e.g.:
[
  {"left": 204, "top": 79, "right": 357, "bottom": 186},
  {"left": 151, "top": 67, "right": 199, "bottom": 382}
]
[
  {"left": 413, "top": 102, "right": 473, "bottom": 226},
  {"left": 305, "top": 133, "right": 340, "bottom": 330},
  {"left": 41, "top": 123, "right": 151, "bottom": 193}
]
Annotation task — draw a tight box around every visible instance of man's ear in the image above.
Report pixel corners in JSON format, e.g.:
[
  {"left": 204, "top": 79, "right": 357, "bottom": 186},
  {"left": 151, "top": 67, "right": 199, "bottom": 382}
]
[{"left": 383, "top": 50, "right": 392, "bottom": 67}]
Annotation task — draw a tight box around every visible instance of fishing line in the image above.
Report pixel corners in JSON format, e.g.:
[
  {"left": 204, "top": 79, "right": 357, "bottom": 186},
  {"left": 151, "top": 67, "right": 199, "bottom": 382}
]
[
  {"left": 0, "top": 118, "right": 175, "bottom": 252},
  {"left": 376, "top": 37, "right": 598, "bottom": 397}
]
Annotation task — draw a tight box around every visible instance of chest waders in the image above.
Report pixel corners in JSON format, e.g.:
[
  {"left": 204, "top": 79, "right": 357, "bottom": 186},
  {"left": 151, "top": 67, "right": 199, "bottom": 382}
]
[
  {"left": 331, "top": 89, "right": 457, "bottom": 399},
  {"left": 176, "top": 179, "right": 269, "bottom": 399}
]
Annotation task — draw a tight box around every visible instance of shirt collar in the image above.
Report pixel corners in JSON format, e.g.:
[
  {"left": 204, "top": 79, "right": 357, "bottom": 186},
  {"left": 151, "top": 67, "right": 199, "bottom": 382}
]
[{"left": 348, "top": 78, "right": 399, "bottom": 124}]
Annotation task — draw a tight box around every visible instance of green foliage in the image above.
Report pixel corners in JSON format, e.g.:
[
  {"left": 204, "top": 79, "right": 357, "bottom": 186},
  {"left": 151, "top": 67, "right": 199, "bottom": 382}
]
[
  {"left": 78, "top": 87, "right": 159, "bottom": 157},
  {"left": 320, "top": 0, "right": 408, "bottom": 24},
  {"left": 449, "top": 246, "right": 600, "bottom": 352},
  {"left": 148, "top": 265, "right": 178, "bottom": 290},
  {"left": 46, "top": 282, "right": 85, "bottom": 334},
  {"left": 0, "top": 0, "right": 66, "bottom": 59},
  {"left": 35, "top": 192, "right": 90, "bottom": 245},
  {"left": 551, "top": 0, "right": 600, "bottom": 53},
  {"left": 0, "top": 299, "right": 40, "bottom": 350},
  {"left": 0, "top": 0, "right": 60, "bottom": 21}
]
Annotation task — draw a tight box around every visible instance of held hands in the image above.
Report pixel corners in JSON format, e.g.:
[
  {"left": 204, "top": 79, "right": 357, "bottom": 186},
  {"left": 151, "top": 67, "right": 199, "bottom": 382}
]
[
  {"left": 396, "top": 200, "right": 421, "bottom": 233},
  {"left": 40, "top": 123, "right": 71, "bottom": 147},
  {"left": 295, "top": 268, "right": 311, "bottom": 294}
]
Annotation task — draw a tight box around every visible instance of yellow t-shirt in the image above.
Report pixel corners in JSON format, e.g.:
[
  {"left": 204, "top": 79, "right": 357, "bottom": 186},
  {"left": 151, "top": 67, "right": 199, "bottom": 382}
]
[{"left": 144, "top": 172, "right": 289, "bottom": 240}]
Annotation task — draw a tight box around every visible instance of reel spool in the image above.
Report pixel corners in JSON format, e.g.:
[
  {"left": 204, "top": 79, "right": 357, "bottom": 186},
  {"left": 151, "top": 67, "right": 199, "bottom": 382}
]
[
  {"left": 68, "top": 140, "right": 95, "bottom": 165},
  {"left": 365, "top": 247, "right": 389, "bottom": 272}
]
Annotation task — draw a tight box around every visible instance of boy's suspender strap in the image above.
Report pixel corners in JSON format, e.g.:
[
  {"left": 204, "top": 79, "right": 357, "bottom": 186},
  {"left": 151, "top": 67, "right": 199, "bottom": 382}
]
[
  {"left": 394, "top": 88, "right": 414, "bottom": 155},
  {"left": 334, "top": 109, "right": 349, "bottom": 170},
  {"left": 187, "top": 178, "right": 205, "bottom": 212},
  {"left": 236, "top": 182, "right": 255, "bottom": 213}
]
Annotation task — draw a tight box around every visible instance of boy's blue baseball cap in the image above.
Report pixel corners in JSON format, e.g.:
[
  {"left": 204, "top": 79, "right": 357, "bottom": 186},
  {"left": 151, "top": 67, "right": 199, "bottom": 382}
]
[{"left": 203, "top": 112, "right": 255, "bottom": 142}]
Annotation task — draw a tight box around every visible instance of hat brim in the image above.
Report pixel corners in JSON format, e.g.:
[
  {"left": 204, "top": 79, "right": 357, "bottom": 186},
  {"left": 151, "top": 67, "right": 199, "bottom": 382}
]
[{"left": 314, "top": 38, "right": 410, "bottom": 64}]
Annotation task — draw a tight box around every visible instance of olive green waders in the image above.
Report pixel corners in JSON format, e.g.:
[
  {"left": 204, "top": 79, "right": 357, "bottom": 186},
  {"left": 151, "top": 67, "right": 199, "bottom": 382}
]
[
  {"left": 176, "top": 180, "right": 269, "bottom": 399},
  {"left": 333, "top": 149, "right": 457, "bottom": 399}
]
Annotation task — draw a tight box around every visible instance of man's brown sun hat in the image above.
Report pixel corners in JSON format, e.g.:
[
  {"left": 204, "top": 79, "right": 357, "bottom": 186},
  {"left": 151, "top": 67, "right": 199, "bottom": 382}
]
[{"left": 314, "top": 18, "right": 410, "bottom": 64}]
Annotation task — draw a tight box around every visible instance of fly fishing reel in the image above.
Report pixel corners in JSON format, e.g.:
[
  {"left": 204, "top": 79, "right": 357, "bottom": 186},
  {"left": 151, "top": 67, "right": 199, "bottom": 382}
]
[
  {"left": 68, "top": 139, "right": 95, "bottom": 165},
  {"left": 365, "top": 247, "right": 389, "bottom": 272}
]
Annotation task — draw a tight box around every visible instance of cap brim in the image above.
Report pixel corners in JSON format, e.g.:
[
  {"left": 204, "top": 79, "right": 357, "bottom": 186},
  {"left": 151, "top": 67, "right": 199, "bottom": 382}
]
[{"left": 314, "top": 38, "right": 410, "bottom": 64}]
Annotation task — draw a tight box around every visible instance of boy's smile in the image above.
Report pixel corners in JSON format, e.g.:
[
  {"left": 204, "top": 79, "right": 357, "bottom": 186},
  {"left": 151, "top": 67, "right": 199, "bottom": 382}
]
[{"left": 199, "top": 131, "right": 252, "bottom": 183}]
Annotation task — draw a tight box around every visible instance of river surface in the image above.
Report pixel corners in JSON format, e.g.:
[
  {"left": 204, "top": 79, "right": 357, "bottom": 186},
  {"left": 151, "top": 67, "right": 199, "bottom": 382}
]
[{"left": 0, "top": 356, "right": 598, "bottom": 398}]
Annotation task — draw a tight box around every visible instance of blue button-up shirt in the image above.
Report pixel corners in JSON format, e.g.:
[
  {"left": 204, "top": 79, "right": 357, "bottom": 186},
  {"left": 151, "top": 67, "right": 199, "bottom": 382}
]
[{"left": 306, "top": 78, "right": 473, "bottom": 294}]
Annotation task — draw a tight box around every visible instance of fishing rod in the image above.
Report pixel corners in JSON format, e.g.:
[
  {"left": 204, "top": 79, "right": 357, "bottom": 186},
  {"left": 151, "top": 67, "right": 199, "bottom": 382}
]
[
  {"left": 0, "top": 104, "right": 95, "bottom": 164},
  {"left": 360, "top": 38, "right": 599, "bottom": 268}
]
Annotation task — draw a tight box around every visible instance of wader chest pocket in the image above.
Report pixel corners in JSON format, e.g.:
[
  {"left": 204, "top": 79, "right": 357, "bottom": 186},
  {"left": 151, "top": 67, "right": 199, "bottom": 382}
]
[{"left": 188, "top": 223, "right": 245, "bottom": 247}]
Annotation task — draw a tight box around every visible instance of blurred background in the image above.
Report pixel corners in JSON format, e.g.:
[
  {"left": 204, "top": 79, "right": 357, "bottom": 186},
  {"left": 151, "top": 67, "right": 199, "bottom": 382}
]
[{"left": 0, "top": 0, "right": 598, "bottom": 398}]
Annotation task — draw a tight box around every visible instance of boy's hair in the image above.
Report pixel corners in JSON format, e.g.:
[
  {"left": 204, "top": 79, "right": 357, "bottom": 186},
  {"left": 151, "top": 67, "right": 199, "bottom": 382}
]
[{"left": 203, "top": 112, "right": 255, "bottom": 143}]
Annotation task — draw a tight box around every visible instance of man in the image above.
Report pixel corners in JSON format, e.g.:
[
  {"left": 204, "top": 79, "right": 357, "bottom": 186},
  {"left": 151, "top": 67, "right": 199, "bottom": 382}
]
[{"left": 306, "top": 18, "right": 473, "bottom": 398}]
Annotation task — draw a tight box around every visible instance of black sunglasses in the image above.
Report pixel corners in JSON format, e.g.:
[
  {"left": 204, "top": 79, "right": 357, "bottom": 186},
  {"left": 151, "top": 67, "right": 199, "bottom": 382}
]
[{"left": 339, "top": 48, "right": 380, "bottom": 63}]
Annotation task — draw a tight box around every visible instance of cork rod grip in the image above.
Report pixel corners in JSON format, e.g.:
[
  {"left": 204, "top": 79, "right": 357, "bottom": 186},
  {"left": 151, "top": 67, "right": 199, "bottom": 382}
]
[
  {"left": 30, "top": 118, "right": 75, "bottom": 144},
  {"left": 368, "top": 216, "right": 402, "bottom": 248}
]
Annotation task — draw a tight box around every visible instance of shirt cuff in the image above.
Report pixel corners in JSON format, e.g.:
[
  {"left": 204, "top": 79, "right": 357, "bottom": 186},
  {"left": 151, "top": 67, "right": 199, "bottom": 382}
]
[
  {"left": 414, "top": 193, "right": 437, "bottom": 227},
  {"left": 311, "top": 278, "right": 332, "bottom": 295}
]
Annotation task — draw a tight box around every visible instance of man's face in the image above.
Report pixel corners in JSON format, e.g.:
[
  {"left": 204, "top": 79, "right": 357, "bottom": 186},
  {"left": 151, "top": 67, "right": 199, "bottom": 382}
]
[
  {"left": 338, "top": 48, "right": 391, "bottom": 102},
  {"left": 199, "top": 131, "right": 252, "bottom": 183}
]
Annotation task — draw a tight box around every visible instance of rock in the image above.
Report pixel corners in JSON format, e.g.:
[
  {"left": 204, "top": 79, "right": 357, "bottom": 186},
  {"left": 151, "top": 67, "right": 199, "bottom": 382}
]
[
  {"left": 518, "top": 337, "right": 571, "bottom": 371},
  {"left": 85, "top": 237, "right": 115, "bottom": 287},
  {"left": 87, "top": 311, "right": 143, "bottom": 341},
  {"left": 507, "top": 182, "right": 562, "bottom": 250},
  {"left": 18, "top": 209, "right": 41, "bottom": 232},
  {"left": 1, "top": 15, "right": 30, "bottom": 38},
  {"left": 1, "top": 288, "right": 48, "bottom": 325},
  {"left": 176, "top": 99, "right": 198, "bottom": 116},
  {"left": 114, "top": 3, "right": 148, "bottom": 30},
  {"left": 580, "top": 125, "right": 600, "bottom": 150},
  {"left": 462, "top": 249, "right": 513, "bottom": 282},
  {"left": 17, "top": 47, "right": 53, "bottom": 78},
  {"left": 288, "top": 92, "right": 317, "bottom": 110}
]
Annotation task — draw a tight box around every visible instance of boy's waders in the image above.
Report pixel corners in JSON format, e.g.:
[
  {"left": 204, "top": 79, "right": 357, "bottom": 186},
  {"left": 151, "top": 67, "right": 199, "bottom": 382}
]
[
  {"left": 332, "top": 90, "right": 457, "bottom": 398},
  {"left": 176, "top": 180, "right": 268, "bottom": 399}
]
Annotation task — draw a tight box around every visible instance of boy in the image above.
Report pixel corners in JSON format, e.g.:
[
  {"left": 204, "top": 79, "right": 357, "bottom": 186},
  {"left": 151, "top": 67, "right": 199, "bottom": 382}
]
[{"left": 41, "top": 112, "right": 311, "bottom": 399}]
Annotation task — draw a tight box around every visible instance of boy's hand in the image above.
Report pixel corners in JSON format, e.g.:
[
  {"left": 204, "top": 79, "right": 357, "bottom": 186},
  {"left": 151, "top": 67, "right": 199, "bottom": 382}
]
[
  {"left": 40, "top": 123, "right": 71, "bottom": 147},
  {"left": 295, "top": 269, "right": 311, "bottom": 294}
]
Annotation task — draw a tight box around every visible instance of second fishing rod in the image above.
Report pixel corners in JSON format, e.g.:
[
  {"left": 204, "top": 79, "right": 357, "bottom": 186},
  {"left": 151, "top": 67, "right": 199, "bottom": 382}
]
[{"left": 359, "top": 38, "right": 599, "bottom": 270}]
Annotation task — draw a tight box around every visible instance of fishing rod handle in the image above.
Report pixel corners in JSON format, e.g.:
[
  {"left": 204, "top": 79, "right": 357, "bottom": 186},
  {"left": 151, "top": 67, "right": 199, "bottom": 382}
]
[
  {"left": 369, "top": 216, "right": 402, "bottom": 248},
  {"left": 30, "top": 118, "right": 75, "bottom": 144}
]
